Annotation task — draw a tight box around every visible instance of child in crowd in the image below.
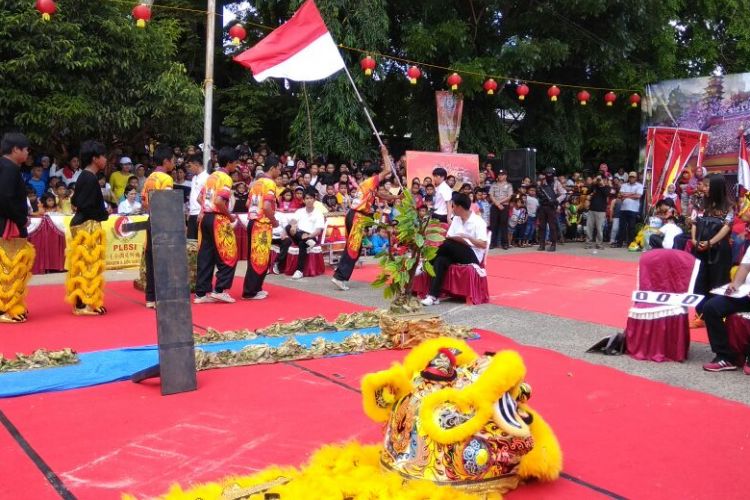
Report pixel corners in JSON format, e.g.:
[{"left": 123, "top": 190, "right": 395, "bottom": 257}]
[
  {"left": 424, "top": 184, "right": 435, "bottom": 209},
  {"left": 27, "top": 187, "right": 43, "bottom": 216},
  {"left": 510, "top": 196, "right": 528, "bottom": 247},
  {"left": 27, "top": 165, "right": 46, "bottom": 199},
  {"left": 524, "top": 186, "right": 539, "bottom": 246},
  {"left": 336, "top": 183, "right": 351, "bottom": 211},
  {"left": 322, "top": 184, "right": 340, "bottom": 212},
  {"left": 56, "top": 184, "right": 73, "bottom": 215},
  {"left": 370, "top": 227, "right": 390, "bottom": 255},
  {"left": 292, "top": 186, "right": 305, "bottom": 210},
  {"left": 411, "top": 182, "right": 424, "bottom": 208},
  {"left": 41, "top": 194, "right": 58, "bottom": 213},
  {"left": 649, "top": 206, "right": 683, "bottom": 249},
  {"left": 233, "top": 182, "right": 249, "bottom": 213},
  {"left": 278, "top": 189, "right": 296, "bottom": 213},
  {"left": 475, "top": 187, "right": 491, "bottom": 227}
]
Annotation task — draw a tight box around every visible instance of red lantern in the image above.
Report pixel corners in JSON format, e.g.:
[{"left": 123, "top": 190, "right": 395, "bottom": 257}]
[
  {"left": 407, "top": 66, "right": 421, "bottom": 85},
  {"left": 360, "top": 56, "right": 376, "bottom": 76},
  {"left": 35, "top": 0, "right": 57, "bottom": 21},
  {"left": 132, "top": 4, "right": 152, "bottom": 29},
  {"left": 228, "top": 24, "right": 247, "bottom": 46},
  {"left": 447, "top": 73, "right": 462, "bottom": 91},
  {"left": 516, "top": 83, "right": 530, "bottom": 101},
  {"left": 604, "top": 91, "right": 617, "bottom": 107},
  {"left": 483, "top": 78, "right": 498, "bottom": 95},
  {"left": 577, "top": 90, "right": 591, "bottom": 106},
  {"left": 547, "top": 85, "right": 560, "bottom": 102},
  {"left": 629, "top": 93, "right": 641, "bottom": 108}
]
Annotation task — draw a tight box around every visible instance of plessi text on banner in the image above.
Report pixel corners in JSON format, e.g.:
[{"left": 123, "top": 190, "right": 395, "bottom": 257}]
[{"left": 632, "top": 290, "right": 704, "bottom": 307}]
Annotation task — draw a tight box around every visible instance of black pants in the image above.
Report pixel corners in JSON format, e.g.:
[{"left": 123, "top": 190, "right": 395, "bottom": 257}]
[
  {"left": 145, "top": 228, "right": 155, "bottom": 302},
  {"left": 702, "top": 295, "right": 750, "bottom": 363},
  {"left": 537, "top": 205, "right": 558, "bottom": 248},
  {"left": 187, "top": 214, "right": 199, "bottom": 240},
  {"left": 618, "top": 210, "right": 638, "bottom": 245},
  {"left": 333, "top": 210, "right": 361, "bottom": 282},
  {"left": 242, "top": 219, "right": 269, "bottom": 297},
  {"left": 428, "top": 239, "right": 479, "bottom": 297},
  {"left": 432, "top": 213, "right": 448, "bottom": 224},
  {"left": 489, "top": 205, "right": 509, "bottom": 248},
  {"left": 277, "top": 225, "right": 313, "bottom": 272},
  {"left": 195, "top": 213, "right": 236, "bottom": 296},
  {"left": 694, "top": 240, "right": 732, "bottom": 316}
]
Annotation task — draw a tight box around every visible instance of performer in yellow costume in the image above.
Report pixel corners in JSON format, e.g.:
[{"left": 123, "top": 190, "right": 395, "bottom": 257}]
[
  {"left": 65, "top": 140, "right": 110, "bottom": 315},
  {"left": 141, "top": 144, "right": 175, "bottom": 308},
  {"left": 0, "top": 133, "right": 35, "bottom": 323},
  {"left": 242, "top": 154, "right": 281, "bottom": 300},
  {"left": 194, "top": 147, "right": 239, "bottom": 304}
]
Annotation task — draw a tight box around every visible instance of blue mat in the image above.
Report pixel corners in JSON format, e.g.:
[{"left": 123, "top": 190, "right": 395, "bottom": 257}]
[{"left": 0, "top": 327, "right": 380, "bottom": 398}]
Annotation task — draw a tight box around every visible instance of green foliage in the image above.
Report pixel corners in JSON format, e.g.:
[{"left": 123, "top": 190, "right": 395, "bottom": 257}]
[{"left": 0, "top": 0, "right": 203, "bottom": 153}]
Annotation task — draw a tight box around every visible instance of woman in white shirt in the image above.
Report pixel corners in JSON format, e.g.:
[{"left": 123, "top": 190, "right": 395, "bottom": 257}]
[{"left": 118, "top": 186, "right": 142, "bottom": 215}]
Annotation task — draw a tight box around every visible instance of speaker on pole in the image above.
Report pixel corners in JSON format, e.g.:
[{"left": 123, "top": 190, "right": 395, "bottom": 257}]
[{"left": 502, "top": 148, "right": 536, "bottom": 188}]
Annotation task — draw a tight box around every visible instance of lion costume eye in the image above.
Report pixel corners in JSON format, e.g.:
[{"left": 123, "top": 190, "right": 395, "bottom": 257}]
[{"left": 492, "top": 392, "right": 531, "bottom": 438}]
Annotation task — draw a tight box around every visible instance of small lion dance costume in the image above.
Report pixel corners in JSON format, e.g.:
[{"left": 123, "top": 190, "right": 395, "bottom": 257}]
[
  {"left": 158, "top": 338, "right": 561, "bottom": 499},
  {"left": 0, "top": 238, "right": 35, "bottom": 323}
]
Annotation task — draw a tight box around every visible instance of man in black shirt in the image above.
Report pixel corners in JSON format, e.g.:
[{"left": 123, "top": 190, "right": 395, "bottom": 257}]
[
  {"left": 66, "top": 140, "right": 109, "bottom": 316},
  {"left": 0, "top": 133, "right": 36, "bottom": 323},
  {"left": 585, "top": 175, "right": 610, "bottom": 249}
]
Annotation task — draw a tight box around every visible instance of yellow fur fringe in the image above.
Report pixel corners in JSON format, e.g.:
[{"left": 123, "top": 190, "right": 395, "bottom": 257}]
[
  {"left": 149, "top": 442, "right": 494, "bottom": 500},
  {"left": 517, "top": 408, "right": 563, "bottom": 481},
  {"left": 0, "top": 239, "right": 35, "bottom": 317},
  {"left": 65, "top": 224, "right": 105, "bottom": 309},
  {"left": 361, "top": 363, "right": 413, "bottom": 422}
]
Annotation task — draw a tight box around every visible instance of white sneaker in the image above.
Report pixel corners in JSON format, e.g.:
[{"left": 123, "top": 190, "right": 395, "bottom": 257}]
[
  {"left": 145, "top": 301, "right": 156, "bottom": 309},
  {"left": 272, "top": 264, "right": 280, "bottom": 275},
  {"left": 415, "top": 263, "right": 424, "bottom": 276},
  {"left": 250, "top": 290, "right": 268, "bottom": 300},
  {"left": 421, "top": 295, "right": 440, "bottom": 306},
  {"left": 210, "top": 291, "right": 235, "bottom": 303},
  {"left": 292, "top": 270, "right": 304, "bottom": 280},
  {"left": 194, "top": 295, "right": 216, "bottom": 304},
  {"left": 332, "top": 277, "right": 350, "bottom": 291},
  {"left": 306, "top": 239, "right": 316, "bottom": 248}
]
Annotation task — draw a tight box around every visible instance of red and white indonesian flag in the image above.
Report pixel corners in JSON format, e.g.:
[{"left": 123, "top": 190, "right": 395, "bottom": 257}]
[
  {"left": 234, "top": 0, "right": 345, "bottom": 82},
  {"left": 738, "top": 133, "right": 750, "bottom": 190}
]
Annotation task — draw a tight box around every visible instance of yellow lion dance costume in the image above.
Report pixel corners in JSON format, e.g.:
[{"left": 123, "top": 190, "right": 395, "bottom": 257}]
[
  {"left": 0, "top": 238, "right": 35, "bottom": 323},
  {"left": 65, "top": 220, "right": 106, "bottom": 315},
  {"left": 154, "top": 338, "right": 561, "bottom": 500}
]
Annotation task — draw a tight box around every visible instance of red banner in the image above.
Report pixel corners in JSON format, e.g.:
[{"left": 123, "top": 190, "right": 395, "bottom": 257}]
[
  {"left": 646, "top": 127, "right": 709, "bottom": 206},
  {"left": 435, "top": 91, "right": 464, "bottom": 153},
  {"left": 405, "top": 151, "right": 480, "bottom": 187}
]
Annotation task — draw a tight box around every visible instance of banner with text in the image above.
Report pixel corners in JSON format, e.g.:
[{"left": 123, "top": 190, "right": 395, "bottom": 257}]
[
  {"left": 406, "top": 151, "right": 480, "bottom": 188},
  {"left": 435, "top": 91, "right": 464, "bottom": 153},
  {"left": 56, "top": 215, "right": 148, "bottom": 270}
]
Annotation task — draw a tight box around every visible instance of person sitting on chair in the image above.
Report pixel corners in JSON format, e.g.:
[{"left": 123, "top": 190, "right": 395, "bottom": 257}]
[
  {"left": 276, "top": 188, "right": 324, "bottom": 279},
  {"left": 421, "top": 192, "right": 488, "bottom": 306}
]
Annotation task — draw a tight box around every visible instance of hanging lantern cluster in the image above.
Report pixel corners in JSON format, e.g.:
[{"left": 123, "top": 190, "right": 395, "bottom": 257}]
[
  {"left": 132, "top": 3, "right": 152, "bottom": 28},
  {"left": 407, "top": 66, "right": 421, "bottom": 84},
  {"left": 483, "top": 78, "right": 498, "bottom": 95},
  {"left": 447, "top": 72, "right": 462, "bottom": 91},
  {"left": 35, "top": 0, "right": 56, "bottom": 21},
  {"left": 360, "top": 56, "right": 376, "bottom": 76},
  {"left": 228, "top": 24, "right": 247, "bottom": 46}
]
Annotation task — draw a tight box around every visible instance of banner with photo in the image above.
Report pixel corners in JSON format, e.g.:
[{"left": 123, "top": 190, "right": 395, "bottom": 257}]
[
  {"left": 435, "top": 91, "right": 464, "bottom": 153},
  {"left": 405, "top": 151, "right": 480, "bottom": 188}
]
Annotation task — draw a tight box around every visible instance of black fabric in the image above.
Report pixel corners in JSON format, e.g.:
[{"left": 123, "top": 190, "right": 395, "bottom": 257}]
[
  {"left": 0, "top": 156, "right": 28, "bottom": 237},
  {"left": 432, "top": 213, "right": 448, "bottom": 224},
  {"left": 186, "top": 214, "right": 199, "bottom": 240},
  {"left": 589, "top": 185, "right": 609, "bottom": 212},
  {"left": 145, "top": 228, "right": 155, "bottom": 302},
  {"left": 694, "top": 238, "right": 732, "bottom": 316},
  {"left": 70, "top": 169, "right": 108, "bottom": 226},
  {"left": 702, "top": 295, "right": 750, "bottom": 362},
  {"left": 195, "top": 213, "right": 237, "bottom": 296},
  {"left": 333, "top": 210, "right": 359, "bottom": 281},
  {"left": 489, "top": 205, "right": 509, "bottom": 247},
  {"left": 538, "top": 183, "right": 557, "bottom": 207},
  {"left": 537, "top": 205, "right": 558, "bottom": 248},
  {"left": 277, "top": 224, "right": 314, "bottom": 272},
  {"left": 618, "top": 210, "right": 638, "bottom": 246},
  {"left": 428, "top": 239, "right": 479, "bottom": 297},
  {"left": 649, "top": 233, "right": 665, "bottom": 249},
  {"left": 242, "top": 218, "right": 268, "bottom": 297}
]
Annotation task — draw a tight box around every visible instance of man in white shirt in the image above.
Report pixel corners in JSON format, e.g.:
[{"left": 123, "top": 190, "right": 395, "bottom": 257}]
[
  {"left": 117, "top": 186, "right": 142, "bottom": 214},
  {"left": 422, "top": 192, "right": 487, "bottom": 306},
  {"left": 187, "top": 154, "right": 209, "bottom": 239},
  {"left": 276, "top": 189, "right": 324, "bottom": 279},
  {"left": 614, "top": 171, "right": 644, "bottom": 247},
  {"left": 431, "top": 167, "right": 453, "bottom": 223}
]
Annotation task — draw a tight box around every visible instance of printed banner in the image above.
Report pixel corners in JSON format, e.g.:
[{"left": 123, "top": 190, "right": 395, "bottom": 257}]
[
  {"left": 435, "top": 91, "right": 464, "bottom": 153},
  {"left": 56, "top": 214, "right": 148, "bottom": 270},
  {"left": 406, "top": 151, "right": 480, "bottom": 188}
]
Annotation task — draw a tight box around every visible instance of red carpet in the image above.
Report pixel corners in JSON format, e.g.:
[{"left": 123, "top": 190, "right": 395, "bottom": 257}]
[
  {"left": 1, "top": 330, "right": 748, "bottom": 499},
  {"left": 0, "top": 280, "right": 368, "bottom": 356}
]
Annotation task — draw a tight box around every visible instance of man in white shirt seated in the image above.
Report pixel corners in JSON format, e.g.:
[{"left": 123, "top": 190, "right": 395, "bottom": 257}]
[
  {"left": 421, "top": 192, "right": 488, "bottom": 306},
  {"left": 275, "top": 188, "right": 324, "bottom": 279}
]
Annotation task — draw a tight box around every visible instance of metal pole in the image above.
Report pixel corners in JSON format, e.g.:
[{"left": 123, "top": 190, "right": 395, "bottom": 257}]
[{"left": 203, "top": 0, "right": 216, "bottom": 170}]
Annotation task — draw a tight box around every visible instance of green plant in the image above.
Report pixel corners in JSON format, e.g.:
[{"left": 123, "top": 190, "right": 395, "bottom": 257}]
[{"left": 371, "top": 190, "right": 445, "bottom": 313}]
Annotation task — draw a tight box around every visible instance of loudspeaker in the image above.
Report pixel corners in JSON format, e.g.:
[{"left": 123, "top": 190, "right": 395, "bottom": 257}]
[{"left": 502, "top": 148, "right": 536, "bottom": 187}]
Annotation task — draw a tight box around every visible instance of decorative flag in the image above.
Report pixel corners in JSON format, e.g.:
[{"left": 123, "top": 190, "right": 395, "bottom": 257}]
[
  {"left": 435, "top": 91, "right": 464, "bottom": 153},
  {"left": 646, "top": 127, "right": 708, "bottom": 207},
  {"left": 233, "top": 0, "right": 345, "bottom": 82},
  {"left": 738, "top": 133, "right": 750, "bottom": 191}
]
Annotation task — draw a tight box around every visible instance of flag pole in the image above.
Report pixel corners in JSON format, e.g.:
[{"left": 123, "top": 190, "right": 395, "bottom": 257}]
[
  {"left": 340, "top": 63, "right": 403, "bottom": 189},
  {"left": 202, "top": 0, "right": 216, "bottom": 170}
]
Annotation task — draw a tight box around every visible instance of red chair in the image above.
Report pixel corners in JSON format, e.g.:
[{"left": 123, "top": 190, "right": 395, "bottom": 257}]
[
  {"left": 283, "top": 243, "right": 326, "bottom": 277},
  {"left": 724, "top": 314, "right": 750, "bottom": 365},
  {"left": 624, "top": 249, "right": 700, "bottom": 362},
  {"left": 412, "top": 231, "right": 491, "bottom": 305}
]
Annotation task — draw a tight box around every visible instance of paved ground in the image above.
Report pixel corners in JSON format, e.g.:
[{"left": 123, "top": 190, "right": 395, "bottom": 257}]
[{"left": 29, "top": 243, "right": 750, "bottom": 406}]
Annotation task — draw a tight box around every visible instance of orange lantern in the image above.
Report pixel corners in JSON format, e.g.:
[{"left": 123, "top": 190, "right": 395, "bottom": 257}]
[
  {"left": 228, "top": 24, "right": 247, "bottom": 46},
  {"left": 516, "top": 83, "right": 529, "bottom": 101},
  {"left": 604, "top": 91, "right": 617, "bottom": 107},
  {"left": 407, "top": 66, "right": 421, "bottom": 84},
  {"left": 132, "top": 4, "right": 152, "bottom": 29},
  {"left": 360, "top": 56, "right": 376, "bottom": 76},
  {"left": 577, "top": 90, "right": 591, "bottom": 106},
  {"left": 483, "top": 78, "right": 498, "bottom": 95},
  {"left": 447, "top": 73, "right": 462, "bottom": 91},
  {"left": 35, "top": 0, "right": 57, "bottom": 21},
  {"left": 629, "top": 93, "right": 641, "bottom": 108},
  {"left": 547, "top": 85, "right": 560, "bottom": 102}
]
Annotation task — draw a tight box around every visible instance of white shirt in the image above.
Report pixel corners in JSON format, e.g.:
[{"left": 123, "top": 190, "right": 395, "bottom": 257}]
[
  {"left": 189, "top": 170, "right": 209, "bottom": 216},
  {"left": 525, "top": 196, "right": 539, "bottom": 217},
  {"left": 292, "top": 206, "right": 325, "bottom": 235},
  {"left": 118, "top": 199, "right": 142, "bottom": 215},
  {"left": 447, "top": 212, "right": 488, "bottom": 262},
  {"left": 434, "top": 181, "right": 453, "bottom": 216},
  {"left": 63, "top": 169, "right": 81, "bottom": 187},
  {"left": 620, "top": 182, "right": 644, "bottom": 212},
  {"left": 659, "top": 222, "right": 682, "bottom": 249}
]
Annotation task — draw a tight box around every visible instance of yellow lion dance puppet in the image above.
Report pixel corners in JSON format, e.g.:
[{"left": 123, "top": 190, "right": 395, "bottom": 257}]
[
  {"left": 0, "top": 238, "right": 35, "bottom": 323},
  {"left": 154, "top": 338, "right": 561, "bottom": 500},
  {"left": 65, "top": 220, "right": 106, "bottom": 315}
]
